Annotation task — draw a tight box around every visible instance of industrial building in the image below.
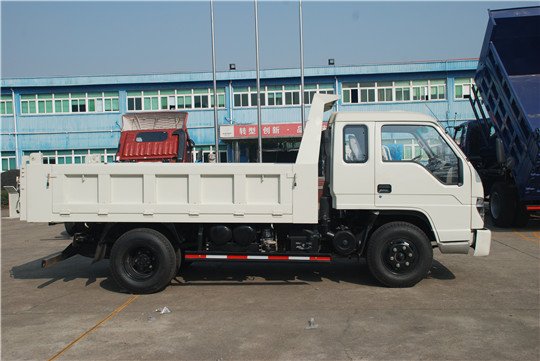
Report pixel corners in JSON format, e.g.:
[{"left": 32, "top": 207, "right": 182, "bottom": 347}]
[{"left": 0, "top": 59, "right": 478, "bottom": 171}]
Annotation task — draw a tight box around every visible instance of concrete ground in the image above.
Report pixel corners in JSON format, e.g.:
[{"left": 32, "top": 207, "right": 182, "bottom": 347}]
[{"left": 1, "top": 213, "right": 538, "bottom": 361}]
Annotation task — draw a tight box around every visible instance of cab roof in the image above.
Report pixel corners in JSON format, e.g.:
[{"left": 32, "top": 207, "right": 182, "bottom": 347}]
[{"left": 328, "top": 111, "right": 438, "bottom": 124}]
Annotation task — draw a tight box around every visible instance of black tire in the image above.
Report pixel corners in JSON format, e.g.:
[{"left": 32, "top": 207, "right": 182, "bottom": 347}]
[
  {"left": 366, "top": 222, "right": 433, "bottom": 288},
  {"left": 174, "top": 248, "right": 192, "bottom": 272},
  {"left": 512, "top": 204, "right": 529, "bottom": 227},
  {"left": 110, "top": 228, "right": 177, "bottom": 294},
  {"left": 489, "top": 183, "right": 517, "bottom": 227},
  {"left": 64, "top": 222, "right": 84, "bottom": 236},
  {"left": 175, "top": 248, "right": 182, "bottom": 273}
]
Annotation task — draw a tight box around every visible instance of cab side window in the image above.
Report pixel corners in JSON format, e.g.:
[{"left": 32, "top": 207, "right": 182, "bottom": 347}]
[
  {"left": 343, "top": 125, "right": 368, "bottom": 163},
  {"left": 381, "top": 125, "right": 460, "bottom": 185}
]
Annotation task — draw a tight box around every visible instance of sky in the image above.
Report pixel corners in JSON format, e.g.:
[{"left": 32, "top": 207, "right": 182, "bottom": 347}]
[{"left": 0, "top": 0, "right": 537, "bottom": 78}]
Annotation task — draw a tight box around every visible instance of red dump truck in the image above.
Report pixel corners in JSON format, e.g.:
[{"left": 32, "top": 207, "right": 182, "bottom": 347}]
[{"left": 116, "top": 111, "right": 194, "bottom": 163}]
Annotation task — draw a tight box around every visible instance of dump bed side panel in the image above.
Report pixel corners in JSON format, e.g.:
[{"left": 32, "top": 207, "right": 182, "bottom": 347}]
[{"left": 23, "top": 162, "right": 302, "bottom": 224}]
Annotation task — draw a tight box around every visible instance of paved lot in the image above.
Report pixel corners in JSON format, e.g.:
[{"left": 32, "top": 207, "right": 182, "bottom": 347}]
[{"left": 1, "top": 212, "right": 539, "bottom": 361}]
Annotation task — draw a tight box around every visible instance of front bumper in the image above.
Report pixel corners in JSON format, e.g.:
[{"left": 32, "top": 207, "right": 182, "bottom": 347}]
[
  {"left": 437, "top": 228, "right": 492, "bottom": 256},
  {"left": 472, "top": 228, "right": 491, "bottom": 256}
]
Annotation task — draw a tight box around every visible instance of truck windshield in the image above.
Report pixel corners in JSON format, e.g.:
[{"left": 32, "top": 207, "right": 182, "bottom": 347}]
[
  {"left": 135, "top": 131, "right": 168, "bottom": 142},
  {"left": 382, "top": 125, "right": 460, "bottom": 185}
]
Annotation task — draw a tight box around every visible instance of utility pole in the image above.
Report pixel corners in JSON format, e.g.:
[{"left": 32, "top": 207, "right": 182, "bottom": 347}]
[
  {"left": 254, "top": 0, "right": 263, "bottom": 163},
  {"left": 210, "top": 0, "right": 220, "bottom": 162},
  {"left": 299, "top": 0, "right": 305, "bottom": 132}
]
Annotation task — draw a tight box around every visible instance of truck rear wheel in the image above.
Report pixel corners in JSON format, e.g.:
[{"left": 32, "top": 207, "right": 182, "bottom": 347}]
[
  {"left": 110, "top": 228, "right": 177, "bottom": 294},
  {"left": 489, "top": 183, "right": 516, "bottom": 227},
  {"left": 366, "top": 222, "right": 433, "bottom": 287}
]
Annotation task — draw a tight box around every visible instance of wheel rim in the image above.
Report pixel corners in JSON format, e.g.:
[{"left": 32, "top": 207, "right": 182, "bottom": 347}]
[
  {"left": 124, "top": 246, "right": 159, "bottom": 280},
  {"left": 382, "top": 239, "right": 417, "bottom": 274},
  {"left": 491, "top": 191, "right": 501, "bottom": 219}
]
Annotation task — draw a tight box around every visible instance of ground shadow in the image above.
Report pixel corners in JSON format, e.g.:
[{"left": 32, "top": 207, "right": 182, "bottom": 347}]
[
  {"left": 11, "top": 254, "right": 455, "bottom": 293},
  {"left": 428, "top": 260, "right": 455, "bottom": 280},
  {"left": 10, "top": 254, "right": 109, "bottom": 289},
  {"left": 38, "top": 231, "right": 71, "bottom": 241}
]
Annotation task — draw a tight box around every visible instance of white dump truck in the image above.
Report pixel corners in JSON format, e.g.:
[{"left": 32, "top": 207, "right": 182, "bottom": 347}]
[{"left": 16, "top": 94, "right": 490, "bottom": 293}]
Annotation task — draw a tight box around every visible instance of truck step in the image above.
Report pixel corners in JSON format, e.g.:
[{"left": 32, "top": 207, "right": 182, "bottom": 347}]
[{"left": 184, "top": 252, "right": 332, "bottom": 263}]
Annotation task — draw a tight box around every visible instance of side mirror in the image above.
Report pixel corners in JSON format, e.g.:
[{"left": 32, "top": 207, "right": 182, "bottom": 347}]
[{"left": 495, "top": 138, "right": 506, "bottom": 164}]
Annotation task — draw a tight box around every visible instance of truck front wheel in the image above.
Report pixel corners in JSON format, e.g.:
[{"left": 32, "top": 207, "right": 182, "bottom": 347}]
[
  {"left": 110, "top": 228, "right": 177, "bottom": 294},
  {"left": 366, "top": 222, "right": 433, "bottom": 287}
]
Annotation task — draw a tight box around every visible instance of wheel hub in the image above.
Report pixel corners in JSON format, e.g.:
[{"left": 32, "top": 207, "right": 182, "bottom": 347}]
[
  {"left": 128, "top": 248, "right": 156, "bottom": 277},
  {"left": 386, "top": 240, "right": 416, "bottom": 272}
]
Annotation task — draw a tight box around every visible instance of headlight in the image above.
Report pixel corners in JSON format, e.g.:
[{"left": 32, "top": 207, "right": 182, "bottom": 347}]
[{"left": 476, "top": 197, "right": 485, "bottom": 220}]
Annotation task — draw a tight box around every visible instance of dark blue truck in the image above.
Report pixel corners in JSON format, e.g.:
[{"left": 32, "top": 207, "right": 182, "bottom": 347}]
[{"left": 453, "top": 6, "right": 540, "bottom": 227}]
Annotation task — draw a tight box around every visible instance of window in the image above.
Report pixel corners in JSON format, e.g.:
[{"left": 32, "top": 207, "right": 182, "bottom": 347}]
[
  {"left": 135, "top": 131, "right": 168, "bottom": 142},
  {"left": 381, "top": 125, "right": 460, "bottom": 185},
  {"left": 232, "top": 84, "right": 333, "bottom": 108},
  {"left": 250, "top": 92, "right": 265, "bottom": 106},
  {"left": 395, "top": 81, "right": 411, "bottom": 101},
  {"left": 128, "top": 89, "right": 224, "bottom": 111},
  {"left": 412, "top": 81, "right": 429, "bottom": 101},
  {"left": 284, "top": 85, "right": 300, "bottom": 105},
  {"left": 193, "top": 89, "right": 209, "bottom": 109},
  {"left": 177, "top": 89, "right": 192, "bottom": 109},
  {"left": 455, "top": 78, "right": 475, "bottom": 99},
  {"left": 1, "top": 152, "right": 16, "bottom": 171},
  {"left": 359, "top": 83, "right": 375, "bottom": 103},
  {"left": 23, "top": 149, "right": 117, "bottom": 165},
  {"left": 430, "top": 80, "right": 446, "bottom": 100},
  {"left": 376, "top": 82, "right": 393, "bottom": 102},
  {"left": 304, "top": 84, "right": 334, "bottom": 104},
  {"left": 343, "top": 125, "right": 368, "bottom": 163},
  {"left": 343, "top": 80, "right": 446, "bottom": 104},
  {"left": 20, "top": 92, "right": 119, "bottom": 114},
  {"left": 0, "top": 95, "right": 13, "bottom": 115},
  {"left": 266, "top": 86, "right": 283, "bottom": 106},
  {"left": 70, "top": 93, "right": 86, "bottom": 112}
]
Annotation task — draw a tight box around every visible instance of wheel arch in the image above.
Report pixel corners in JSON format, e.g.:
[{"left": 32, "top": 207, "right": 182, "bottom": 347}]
[
  {"left": 361, "top": 210, "right": 437, "bottom": 256},
  {"left": 99, "top": 223, "right": 184, "bottom": 255}
]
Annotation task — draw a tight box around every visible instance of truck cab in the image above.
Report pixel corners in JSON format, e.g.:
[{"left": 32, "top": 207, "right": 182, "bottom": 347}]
[{"left": 325, "top": 111, "right": 487, "bottom": 256}]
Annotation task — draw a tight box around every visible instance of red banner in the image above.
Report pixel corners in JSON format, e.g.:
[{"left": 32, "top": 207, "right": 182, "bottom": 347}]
[{"left": 220, "top": 122, "right": 328, "bottom": 139}]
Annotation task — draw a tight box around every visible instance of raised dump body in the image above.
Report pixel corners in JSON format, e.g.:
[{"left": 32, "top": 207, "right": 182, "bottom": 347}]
[{"left": 475, "top": 6, "right": 540, "bottom": 203}]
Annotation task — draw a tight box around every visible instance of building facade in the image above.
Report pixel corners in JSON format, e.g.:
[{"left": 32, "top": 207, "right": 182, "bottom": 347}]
[{"left": 0, "top": 59, "right": 478, "bottom": 170}]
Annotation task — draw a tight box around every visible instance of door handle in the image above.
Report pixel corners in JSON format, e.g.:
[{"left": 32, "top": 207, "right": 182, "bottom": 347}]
[{"left": 377, "top": 184, "right": 392, "bottom": 193}]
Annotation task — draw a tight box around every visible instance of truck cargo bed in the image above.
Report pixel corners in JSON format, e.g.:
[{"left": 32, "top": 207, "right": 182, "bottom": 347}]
[
  {"left": 18, "top": 94, "right": 338, "bottom": 225},
  {"left": 509, "top": 74, "right": 540, "bottom": 126}
]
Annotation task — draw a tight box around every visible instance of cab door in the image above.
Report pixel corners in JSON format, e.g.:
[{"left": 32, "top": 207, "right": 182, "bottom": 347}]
[
  {"left": 374, "top": 122, "right": 472, "bottom": 242},
  {"left": 331, "top": 121, "right": 375, "bottom": 209}
]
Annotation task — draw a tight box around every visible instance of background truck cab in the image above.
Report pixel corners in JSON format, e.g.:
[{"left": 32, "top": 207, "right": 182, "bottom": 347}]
[{"left": 116, "top": 111, "right": 193, "bottom": 163}]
